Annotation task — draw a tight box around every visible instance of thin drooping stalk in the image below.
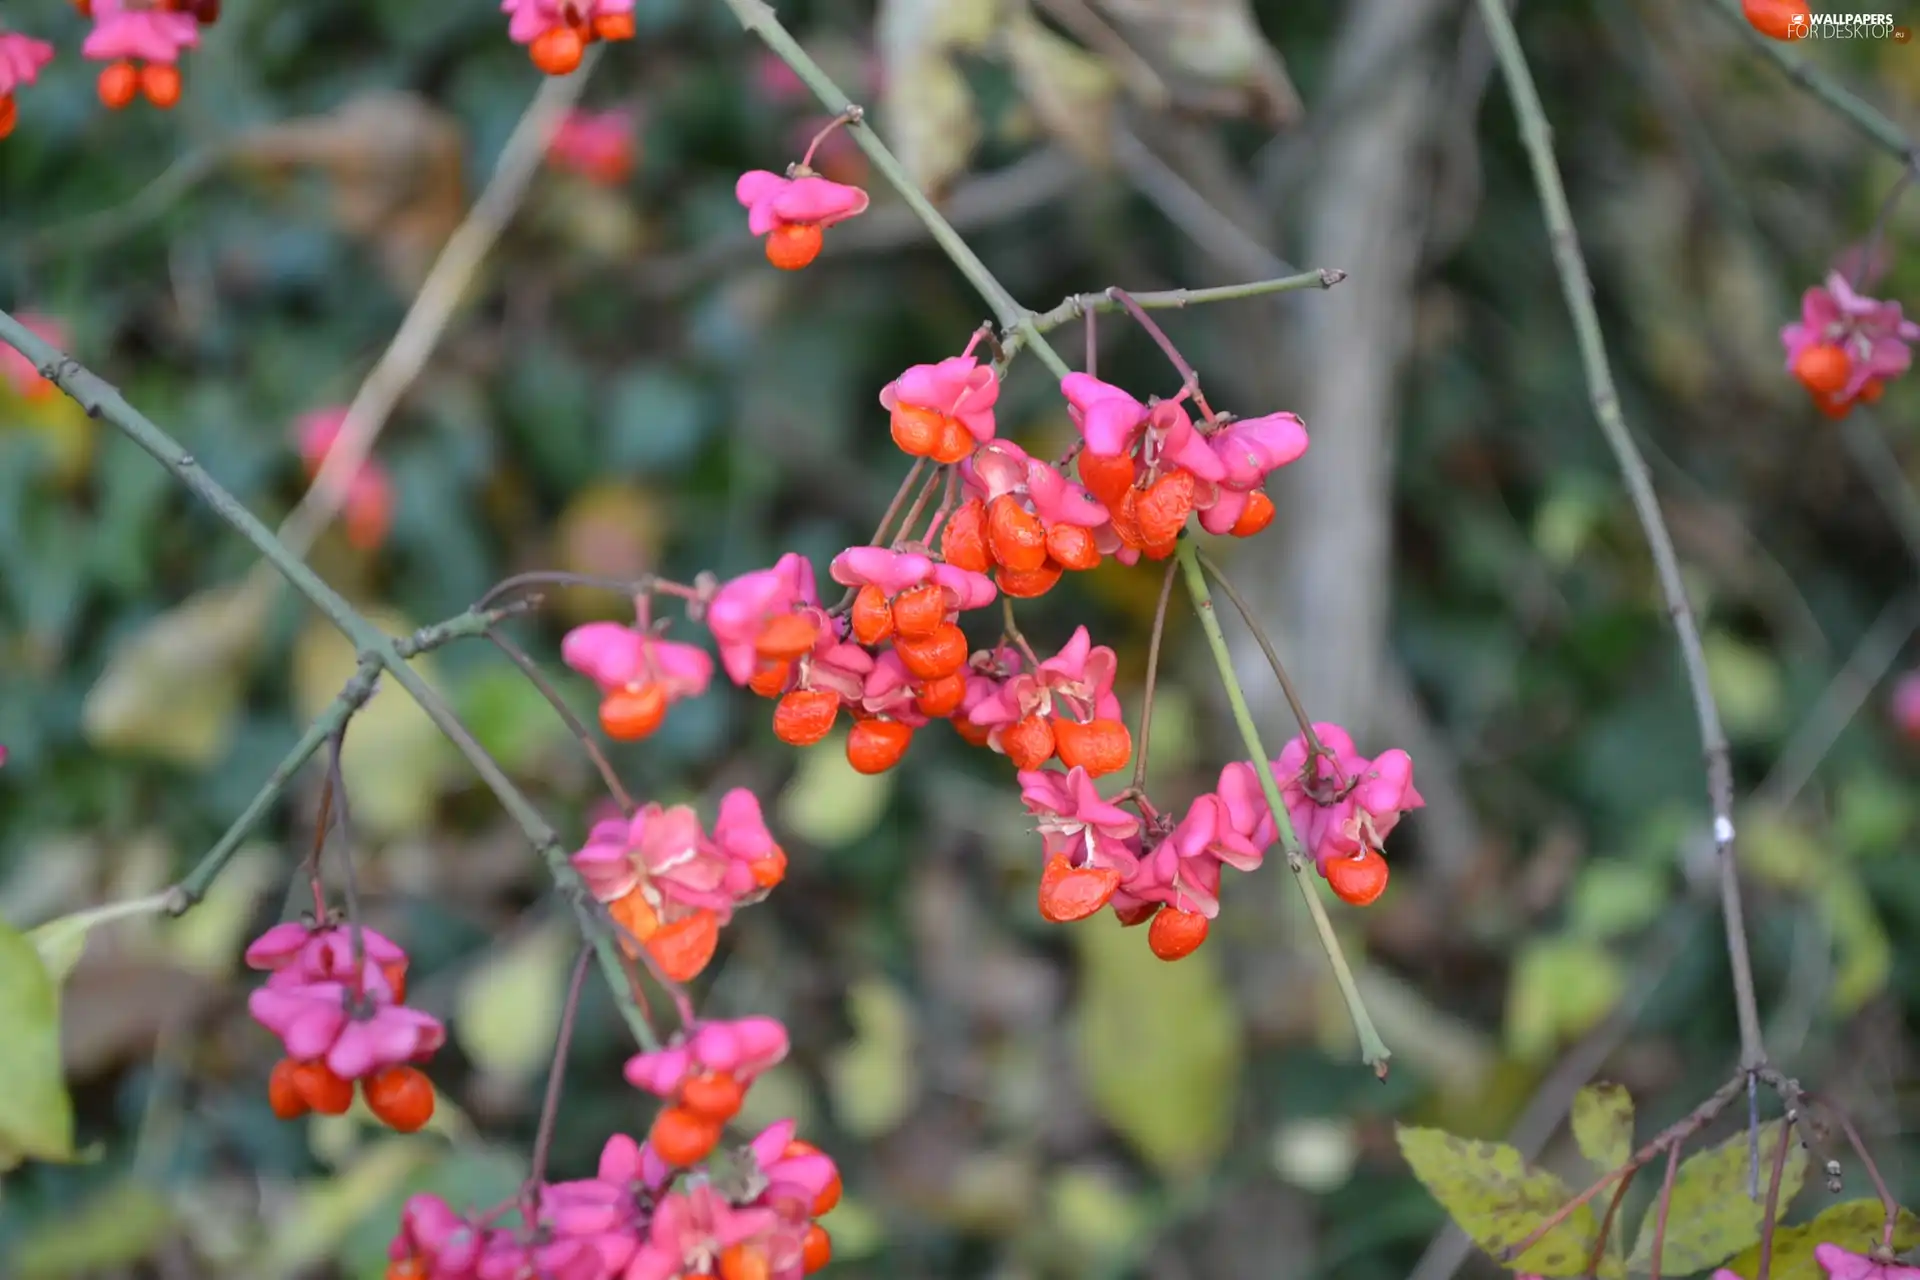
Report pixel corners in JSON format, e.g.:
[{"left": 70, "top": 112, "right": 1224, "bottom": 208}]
[
  {"left": 1805, "top": 1092, "right": 1903, "bottom": 1250},
  {"left": 1648, "top": 1141, "right": 1684, "bottom": 1280},
  {"left": 526, "top": 945, "right": 593, "bottom": 1202},
  {"left": 709, "top": 0, "right": 1389, "bottom": 1066},
  {"left": 1755, "top": 1112, "right": 1795, "bottom": 1280},
  {"left": 1473, "top": 0, "right": 1765, "bottom": 1070},
  {"left": 485, "top": 626, "right": 637, "bottom": 815},
  {"left": 1195, "top": 548, "right": 1327, "bottom": 763},
  {"left": 0, "top": 309, "right": 659, "bottom": 1054},
  {"left": 1175, "top": 540, "right": 1390, "bottom": 1073},
  {"left": 1130, "top": 561, "right": 1180, "bottom": 796}
]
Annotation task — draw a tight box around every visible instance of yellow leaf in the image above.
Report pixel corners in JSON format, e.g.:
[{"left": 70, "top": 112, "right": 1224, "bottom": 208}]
[
  {"left": 1570, "top": 1083, "right": 1634, "bottom": 1172},
  {"left": 1818, "top": 871, "right": 1892, "bottom": 1015},
  {"left": 553, "top": 485, "right": 666, "bottom": 626},
  {"left": 1505, "top": 936, "right": 1624, "bottom": 1063},
  {"left": 1704, "top": 632, "right": 1785, "bottom": 741},
  {"left": 0, "top": 917, "right": 76, "bottom": 1172},
  {"left": 164, "top": 844, "right": 278, "bottom": 977},
  {"left": 1738, "top": 808, "right": 1823, "bottom": 891},
  {"left": 1003, "top": 10, "right": 1119, "bottom": 167},
  {"left": 291, "top": 609, "right": 455, "bottom": 841},
  {"left": 778, "top": 732, "right": 895, "bottom": 848},
  {"left": 1074, "top": 916, "right": 1241, "bottom": 1178},
  {"left": 1049, "top": 1166, "right": 1145, "bottom": 1263},
  {"left": 13, "top": 1180, "right": 173, "bottom": 1278},
  {"left": 876, "top": 0, "right": 992, "bottom": 198},
  {"left": 818, "top": 1195, "right": 885, "bottom": 1261},
  {"left": 454, "top": 918, "right": 576, "bottom": 1088},
  {"left": 1722, "top": 1200, "right": 1920, "bottom": 1280},
  {"left": 81, "top": 581, "right": 270, "bottom": 767},
  {"left": 1395, "top": 1126, "right": 1612, "bottom": 1277},
  {"left": 1625, "top": 1120, "right": 1808, "bottom": 1272},
  {"left": 826, "top": 978, "right": 920, "bottom": 1139}
]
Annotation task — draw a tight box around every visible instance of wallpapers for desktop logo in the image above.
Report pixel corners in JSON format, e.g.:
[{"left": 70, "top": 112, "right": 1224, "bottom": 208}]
[{"left": 1742, "top": 1, "right": 1910, "bottom": 41}]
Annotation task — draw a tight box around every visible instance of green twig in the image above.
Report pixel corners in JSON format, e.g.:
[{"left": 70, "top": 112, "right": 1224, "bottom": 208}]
[
  {"left": 1474, "top": 0, "right": 1765, "bottom": 1071},
  {"left": 0, "top": 309, "right": 658, "bottom": 1053},
  {"left": 1175, "top": 540, "right": 1391, "bottom": 1075}
]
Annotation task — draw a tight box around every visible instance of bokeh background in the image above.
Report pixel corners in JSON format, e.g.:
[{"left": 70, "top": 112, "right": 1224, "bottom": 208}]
[{"left": 3, "top": 0, "right": 1920, "bottom": 1276}]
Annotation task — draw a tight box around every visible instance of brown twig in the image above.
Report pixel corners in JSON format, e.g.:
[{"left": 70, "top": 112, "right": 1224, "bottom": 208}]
[
  {"left": 524, "top": 944, "right": 592, "bottom": 1214},
  {"left": 1587, "top": 1166, "right": 1638, "bottom": 1280},
  {"left": 1755, "top": 1111, "right": 1796, "bottom": 1280},
  {"left": 1802, "top": 1092, "right": 1902, "bottom": 1251},
  {"left": 1501, "top": 1072, "right": 1748, "bottom": 1263},
  {"left": 1107, "top": 287, "right": 1218, "bottom": 422},
  {"left": 1648, "top": 1141, "right": 1684, "bottom": 1280}
]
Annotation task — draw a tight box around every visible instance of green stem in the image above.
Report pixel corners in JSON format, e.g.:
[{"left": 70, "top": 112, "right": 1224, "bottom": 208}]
[
  {"left": 1010, "top": 270, "right": 1347, "bottom": 364},
  {"left": 714, "top": 0, "right": 1070, "bottom": 378},
  {"left": 0, "top": 309, "right": 658, "bottom": 1054},
  {"left": 1176, "top": 541, "right": 1391, "bottom": 1075},
  {"left": 1705, "top": 0, "right": 1918, "bottom": 163},
  {"left": 164, "top": 603, "right": 537, "bottom": 914},
  {"left": 715, "top": 0, "right": 1388, "bottom": 1068},
  {"left": 1474, "top": 0, "right": 1765, "bottom": 1071}
]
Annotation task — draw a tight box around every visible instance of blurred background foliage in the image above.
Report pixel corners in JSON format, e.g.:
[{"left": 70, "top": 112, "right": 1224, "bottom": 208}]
[{"left": 2, "top": 0, "right": 1920, "bottom": 1276}]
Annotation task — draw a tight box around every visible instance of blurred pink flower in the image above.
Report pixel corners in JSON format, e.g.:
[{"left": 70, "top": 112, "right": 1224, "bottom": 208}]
[
  {"left": 1893, "top": 670, "right": 1920, "bottom": 741},
  {"left": 81, "top": 0, "right": 200, "bottom": 63},
  {"left": 548, "top": 107, "right": 636, "bottom": 186},
  {"left": 706, "top": 552, "right": 821, "bottom": 685},
  {"left": 0, "top": 32, "right": 55, "bottom": 97},
  {"left": 1816, "top": 1244, "right": 1920, "bottom": 1280}
]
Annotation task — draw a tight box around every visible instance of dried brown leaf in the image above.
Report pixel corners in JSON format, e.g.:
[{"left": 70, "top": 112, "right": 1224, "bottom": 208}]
[{"left": 228, "top": 91, "right": 468, "bottom": 290}]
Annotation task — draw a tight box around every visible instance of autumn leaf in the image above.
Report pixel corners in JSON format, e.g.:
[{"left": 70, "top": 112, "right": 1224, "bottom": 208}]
[
  {"left": 1625, "top": 1121, "right": 1808, "bottom": 1273},
  {"left": 1571, "top": 1083, "right": 1635, "bottom": 1173},
  {"left": 1396, "top": 1126, "right": 1615, "bottom": 1278},
  {"left": 1721, "top": 1200, "right": 1920, "bottom": 1280}
]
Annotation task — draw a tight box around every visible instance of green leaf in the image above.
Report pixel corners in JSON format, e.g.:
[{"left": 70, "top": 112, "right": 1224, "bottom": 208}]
[
  {"left": 826, "top": 978, "right": 921, "bottom": 1140},
  {"left": 14, "top": 1180, "right": 174, "bottom": 1278},
  {"left": 0, "top": 917, "right": 76, "bottom": 1171},
  {"left": 79, "top": 581, "right": 268, "bottom": 767},
  {"left": 1048, "top": 1166, "right": 1146, "bottom": 1265},
  {"left": 1819, "top": 870, "right": 1893, "bottom": 1015},
  {"left": 1571, "top": 1083, "right": 1634, "bottom": 1172},
  {"left": 458, "top": 665, "right": 573, "bottom": 774},
  {"left": 454, "top": 919, "right": 576, "bottom": 1087},
  {"left": 1505, "top": 936, "right": 1625, "bottom": 1063},
  {"left": 1625, "top": 1120, "right": 1808, "bottom": 1272},
  {"left": 1075, "top": 917, "right": 1241, "bottom": 1178},
  {"left": 1567, "top": 862, "right": 1669, "bottom": 941},
  {"left": 1721, "top": 1200, "right": 1920, "bottom": 1280},
  {"left": 1395, "top": 1126, "right": 1611, "bottom": 1277},
  {"left": 1703, "top": 632, "right": 1784, "bottom": 741},
  {"left": 778, "top": 732, "right": 895, "bottom": 848}
]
